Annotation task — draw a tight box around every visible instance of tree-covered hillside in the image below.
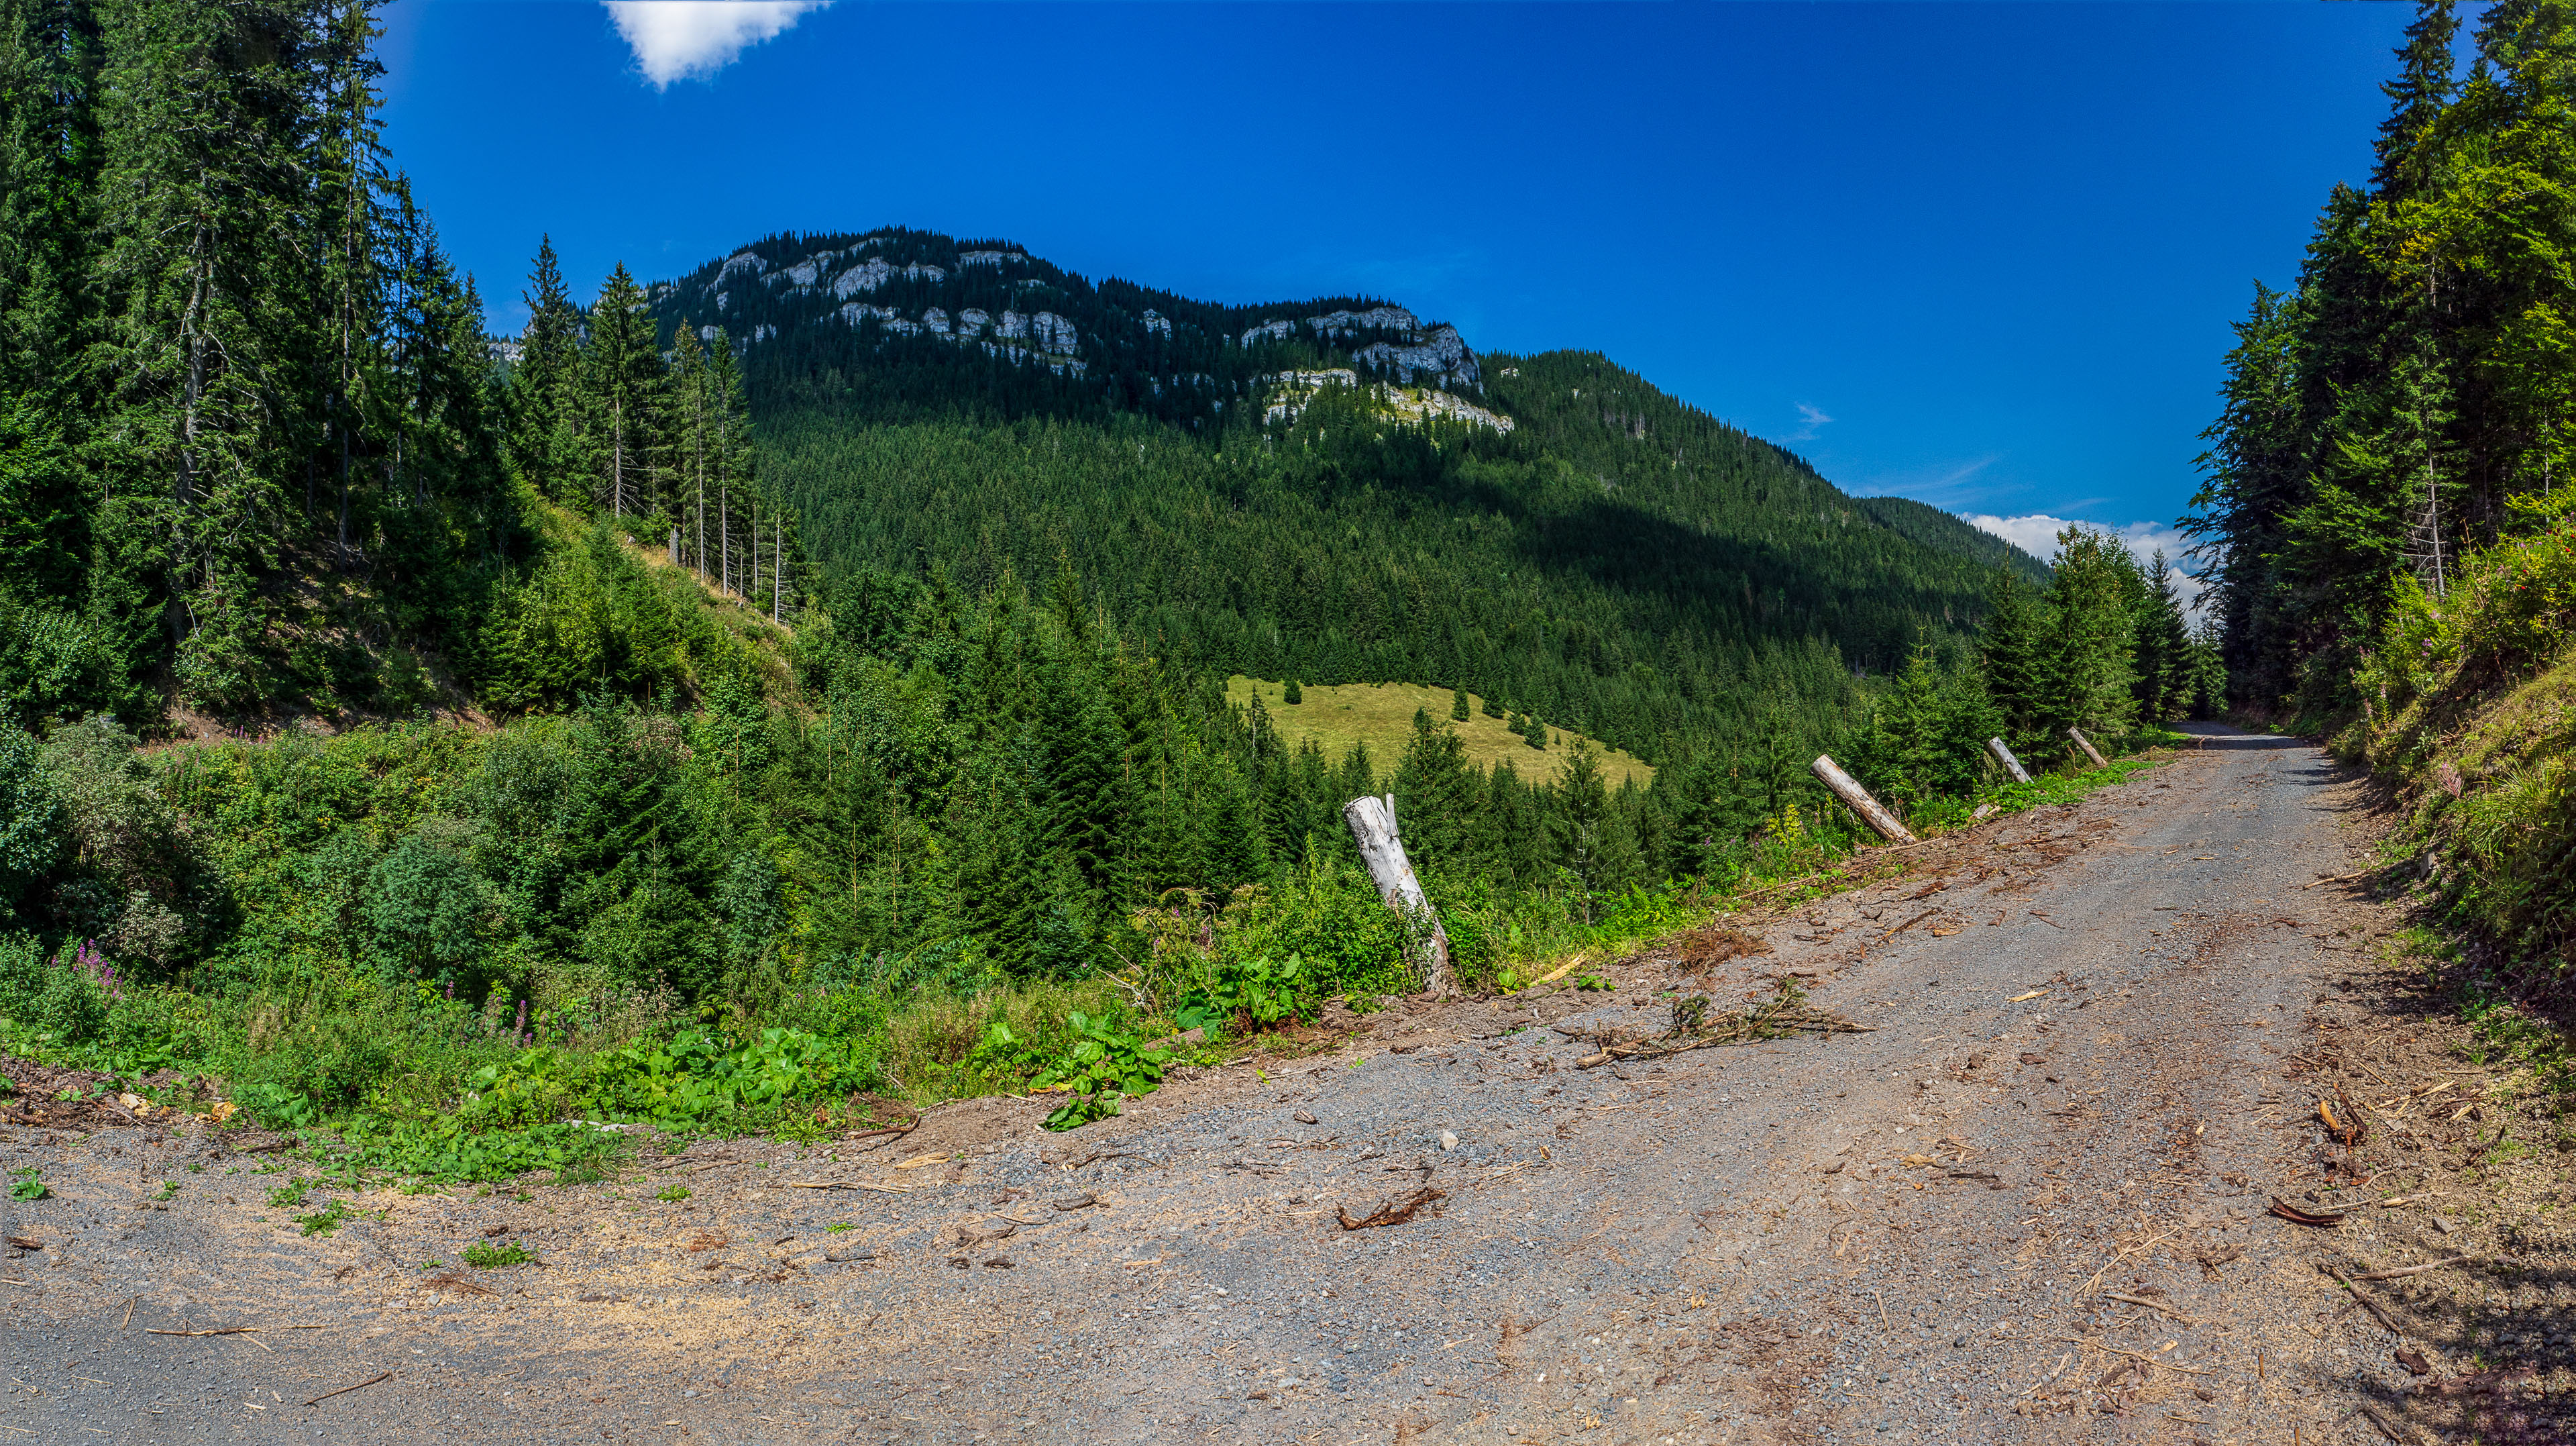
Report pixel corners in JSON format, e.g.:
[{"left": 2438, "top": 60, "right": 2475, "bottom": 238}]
[
  {"left": 687, "top": 233, "right": 2048, "bottom": 766},
  {"left": 1852, "top": 497, "right": 2054, "bottom": 589}
]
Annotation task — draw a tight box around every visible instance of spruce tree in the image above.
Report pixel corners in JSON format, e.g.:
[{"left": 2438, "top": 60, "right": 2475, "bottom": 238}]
[
  {"left": 1546, "top": 739, "right": 1635, "bottom": 913},
  {"left": 2036, "top": 528, "right": 2140, "bottom": 743},
  {"left": 583, "top": 262, "right": 663, "bottom": 521},
  {"left": 1977, "top": 568, "right": 2043, "bottom": 751},
  {"left": 509, "top": 236, "right": 583, "bottom": 504},
  {"left": 1282, "top": 678, "right": 1301, "bottom": 705},
  {"left": 89, "top": 0, "right": 326, "bottom": 707},
  {"left": 668, "top": 323, "right": 712, "bottom": 579},
  {"left": 1450, "top": 685, "right": 1470, "bottom": 722},
  {"left": 1393, "top": 705, "right": 1475, "bottom": 871},
  {"left": 2133, "top": 551, "right": 2192, "bottom": 723},
  {"left": 1523, "top": 713, "right": 1548, "bottom": 750},
  {"left": 0, "top": 0, "right": 103, "bottom": 615}
]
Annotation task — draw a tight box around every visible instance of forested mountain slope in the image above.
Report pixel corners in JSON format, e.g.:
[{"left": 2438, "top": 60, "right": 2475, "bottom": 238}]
[
  {"left": 1852, "top": 496, "right": 2054, "bottom": 588},
  {"left": 672, "top": 229, "right": 2047, "bottom": 764}
]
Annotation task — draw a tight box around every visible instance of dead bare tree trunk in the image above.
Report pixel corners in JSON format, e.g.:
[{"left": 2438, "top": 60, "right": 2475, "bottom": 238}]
[
  {"left": 2068, "top": 728, "right": 2108, "bottom": 769},
  {"left": 1987, "top": 737, "right": 2033, "bottom": 785},
  {"left": 1809, "top": 755, "right": 1918, "bottom": 844},
  {"left": 1341, "top": 794, "right": 1452, "bottom": 995}
]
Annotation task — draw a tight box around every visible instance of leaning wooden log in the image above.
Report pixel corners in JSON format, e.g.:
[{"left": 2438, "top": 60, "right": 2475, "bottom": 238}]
[
  {"left": 1987, "top": 736, "right": 2032, "bottom": 785},
  {"left": 1809, "top": 755, "right": 1918, "bottom": 844},
  {"left": 1341, "top": 794, "right": 1452, "bottom": 994},
  {"left": 2068, "top": 727, "right": 2108, "bottom": 768}
]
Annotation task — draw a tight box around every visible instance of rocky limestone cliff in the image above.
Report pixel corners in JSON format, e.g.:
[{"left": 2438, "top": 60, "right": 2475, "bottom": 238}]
[{"left": 641, "top": 226, "right": 1503, "bottom": 433}]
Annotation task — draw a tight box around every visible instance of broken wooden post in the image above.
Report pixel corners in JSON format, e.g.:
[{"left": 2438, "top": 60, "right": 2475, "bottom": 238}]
[
  {"left": 1808, "top": 755, "right": 1918, "bottom": 844},
  {"left": 1987, "top": 737, "right": 2032, "bottom": 785},
  {"left": 1341, "top": 794, "right": 1452, "bottom": 994},
  {"left": 2068, "top": 727, "right": 2108, "bottom": 769}
]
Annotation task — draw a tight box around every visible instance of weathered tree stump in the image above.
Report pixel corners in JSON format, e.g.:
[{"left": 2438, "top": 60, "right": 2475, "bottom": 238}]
[
  {"left": 1341, "top": 794, "right": 1452, "bottom": 994},
  {"left": 2068, "top": 728, "right": 2108, "bottom": 768},
  {"left": 1809, "top": 755, "right": 1918, "bottom": 844},
  {"left": 1987, "top": 737, "right": 2033, "bottom": 785}
]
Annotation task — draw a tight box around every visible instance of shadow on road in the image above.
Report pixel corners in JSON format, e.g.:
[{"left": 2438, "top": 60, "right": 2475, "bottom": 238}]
[{"left": 2172, "top": 722, "right": 2316, "bottom": 752}]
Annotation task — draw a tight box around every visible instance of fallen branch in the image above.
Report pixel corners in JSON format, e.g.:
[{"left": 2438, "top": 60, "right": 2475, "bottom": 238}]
[
  {"left": 1882, "top": 908, "right": 1941, "bottom": 941},
  {"left": 2302, "top": 867, "right": 2379, "bottom": 891},
  {"left": 301, "top": 1371, "right": 392, "bottom": 1408},
  {"left": 2074, "top": 1229, "right": 2182, "bottom": 1299},
  {"left": 2354, "top": 1399, "right": 2424, "bottom": 1445},
  {"left": 2102, "top": 1292, "right": 2198, "bottom": 1325},
  {"left": 147, "top": 1327, "right": 260, "bottom": 1337},
  {"left": 2320, "top": 1265, "right": 2404, "bottom": 1336},
  {"left": 2268, "top": 1197, "right": 2346, "bottom": 1227},
  {"left": 2349, "top": 1255, "right": 2480, "bottom": 1282},
  {"left": 2050, "top": 1337, "right": 2210, "bottom": 1375}
]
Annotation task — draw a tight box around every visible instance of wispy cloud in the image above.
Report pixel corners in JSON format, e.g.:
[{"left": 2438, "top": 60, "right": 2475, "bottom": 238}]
[
  {"left": 1854, "top": 454, "right": 2005, "bottom": 509},
  {"left": 1784, "top": 403, "right": 1833, "bottom": 442},
  {"left": 1963, "top": 513, "right": 2207, "bottom": 616},
  {"left": 603, "top": 2, "right": 829, "bottom": 88}
]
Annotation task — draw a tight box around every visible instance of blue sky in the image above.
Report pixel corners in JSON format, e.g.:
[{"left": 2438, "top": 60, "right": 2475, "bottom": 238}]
[{"left": 380, "top": 2, "right": 2418, "bottom": 580}]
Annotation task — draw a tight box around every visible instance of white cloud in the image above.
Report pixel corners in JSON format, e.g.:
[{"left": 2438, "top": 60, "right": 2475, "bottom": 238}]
[
  {"left": 603, "top": 1, "right": 828, "bottom": 88},
  {"left": 1785, "top": 403, "right": 1833, "bottom": 442},
  {"left": 1964, "top": 513, "right": 2208, "bottom": 617}
]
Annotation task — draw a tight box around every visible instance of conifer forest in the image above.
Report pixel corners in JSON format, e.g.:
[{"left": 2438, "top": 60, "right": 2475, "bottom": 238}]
[
  {"left": 2189, "top": 0, "right": 2576, "bottom": 983},
  {"left": 0, "top": 0, "right": 2226, "bottom": 1166}
]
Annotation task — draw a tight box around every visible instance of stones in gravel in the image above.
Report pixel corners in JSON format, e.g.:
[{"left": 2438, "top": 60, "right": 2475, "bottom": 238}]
[{"left": 1439, "top": 1131, "right": 1458, "bottom": 1151}]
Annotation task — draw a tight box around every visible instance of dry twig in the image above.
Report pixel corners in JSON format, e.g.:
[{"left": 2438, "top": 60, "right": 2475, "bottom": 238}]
[{"left": 302, "top": 1372, "right": 392, "bottom": 1408}]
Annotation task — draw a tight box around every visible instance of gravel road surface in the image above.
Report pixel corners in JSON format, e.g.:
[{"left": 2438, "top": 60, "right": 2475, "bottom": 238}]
[{"left": 4, "top": 727, "right": 2430, "bottom": 1444}]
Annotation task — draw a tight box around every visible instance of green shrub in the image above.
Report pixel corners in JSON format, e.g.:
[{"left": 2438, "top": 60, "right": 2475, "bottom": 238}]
[
  {"left": 0, "top": 937, "right": 109, "bottom": 1045},
  {"left": 1036, "top": 1012, "right": 1169, "bottom": 1131},
  {"left": 230, "top": 1009, "right": 405, "bottom": 1127},
  {"left": 1231, "top": 854, "right": 1413, "bottom": 1000},
  {"left": 295, "top": 1198, "right": 352, "bottom": 1237},
  {"left": 1173, "top": 953, "right": 1313, "bottom": 1035},
  {"left": 462, "top": 1240, "right": 534, "bottom": 1268}
]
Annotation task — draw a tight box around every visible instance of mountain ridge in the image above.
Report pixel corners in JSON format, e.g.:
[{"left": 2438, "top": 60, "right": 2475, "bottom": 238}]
[{"left": 640, "top": 225, "right": 2045, "bottom": 590}]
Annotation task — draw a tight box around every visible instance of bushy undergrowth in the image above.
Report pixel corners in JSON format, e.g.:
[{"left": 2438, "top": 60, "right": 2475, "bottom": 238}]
[{"left": 0, "top": 701, "right": 2161, "bottom": 1180}]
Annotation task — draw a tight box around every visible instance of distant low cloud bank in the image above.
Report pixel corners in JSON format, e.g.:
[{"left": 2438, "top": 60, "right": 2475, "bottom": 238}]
[
  {"left": 604, "top": 1, "right": 830, "bottom": 87},
  {"left": 1964, "top": 513, "right": 2206, "bottom": 617}
]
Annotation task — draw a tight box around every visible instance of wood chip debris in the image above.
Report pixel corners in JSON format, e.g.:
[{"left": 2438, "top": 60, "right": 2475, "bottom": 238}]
[
  {"left": 1337, "top": 1187, "right": 1446, "bottom": 1231},
  {"left": 1572, "top": 984, "right": 1872, "bottom": 1069}
]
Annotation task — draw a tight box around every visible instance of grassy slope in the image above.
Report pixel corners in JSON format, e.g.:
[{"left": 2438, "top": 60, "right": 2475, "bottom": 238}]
[
  {"left": 2340, "top": 521, "right": 2576, "bottom": 986},
  {"left": 1226, "top": 675, "right": 1654, "bottom": 788}
]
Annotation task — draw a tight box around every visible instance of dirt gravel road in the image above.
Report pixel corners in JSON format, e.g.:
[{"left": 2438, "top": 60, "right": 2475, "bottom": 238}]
[{"left": 4, "top": 727, "right": 2440, "bottom": 1444}]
